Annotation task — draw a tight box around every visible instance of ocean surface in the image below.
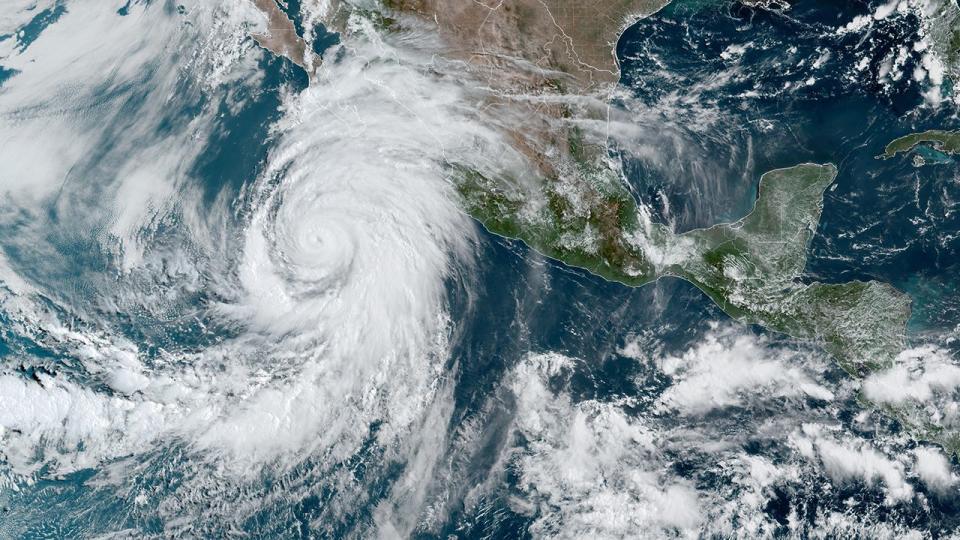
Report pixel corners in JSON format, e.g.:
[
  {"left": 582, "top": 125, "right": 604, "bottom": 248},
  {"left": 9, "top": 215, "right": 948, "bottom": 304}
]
[{"left": 0, "top": 0, "right": 958, "bottom": 538}]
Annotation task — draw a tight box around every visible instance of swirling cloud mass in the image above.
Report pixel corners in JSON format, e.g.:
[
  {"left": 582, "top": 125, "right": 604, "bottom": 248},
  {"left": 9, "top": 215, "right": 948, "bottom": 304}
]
[
  {"left": 0, "top": 1, "right": 526, "bottom": 534},
  {"left": 0, "top": 1, "right": 959, "bottom": 538}
]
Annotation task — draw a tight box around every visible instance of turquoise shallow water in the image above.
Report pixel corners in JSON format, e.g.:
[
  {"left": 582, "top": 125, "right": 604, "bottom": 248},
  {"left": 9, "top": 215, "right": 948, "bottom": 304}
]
[
  {"left": 0, "top": 1, "right": 958, "bottom": 537},
  {"left": 618, "top": 0, "right": 960, "bottom": 336}
]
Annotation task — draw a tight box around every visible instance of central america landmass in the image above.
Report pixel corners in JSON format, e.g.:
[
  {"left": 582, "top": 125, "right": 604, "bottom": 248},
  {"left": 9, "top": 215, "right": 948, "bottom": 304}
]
[{"left": 245, "top": 0, "right": 960, "bottom": 451}]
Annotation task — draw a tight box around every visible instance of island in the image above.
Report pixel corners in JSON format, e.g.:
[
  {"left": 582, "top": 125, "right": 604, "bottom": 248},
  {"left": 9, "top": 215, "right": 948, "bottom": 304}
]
[
  {"left": 246, "top": 1, "right": 960, "bottom": 450},
  {"left": 878, "top": 130, "right": 960, "bottom": 160},
  {"left": 247, "top": 0, "right": 913, "bottom": 371}
]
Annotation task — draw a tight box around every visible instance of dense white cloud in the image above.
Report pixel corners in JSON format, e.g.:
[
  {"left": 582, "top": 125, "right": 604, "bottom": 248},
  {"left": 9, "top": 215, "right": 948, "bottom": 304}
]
[
  {"left": 913, "top": 447, "right": 958, "bottom": 496},
  {"left": 0, "top": 1, "right": 539, "bottom": 534},
  {"left": 792, "top": 424, "right": 914, "bottom": 505},
  {"left": 505, "top": 353, "right": 703, "bottom": 539},
  {"left": 0, "top": 373, "right": 172, "bottom": 476},
  {"left": 862, "top": 346, "right": 960, "bottom": 431},
  {"left": 654, "top": 325, "right": 833, "bottom": 415},
  {"left": 863, "top": 346, "right": 960, "bottom": 405}
]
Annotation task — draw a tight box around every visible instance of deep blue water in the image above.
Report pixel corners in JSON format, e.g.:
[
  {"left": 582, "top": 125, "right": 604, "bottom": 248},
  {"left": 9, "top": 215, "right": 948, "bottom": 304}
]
[
  {"left": 9, "top": 0, "right": 66, "bottom": 54},
  {"left": 616, "top": 0, "right": 960, "bottom": 335},
  {"left": 2, "top": 1, "right": 960, "bottom": 537},
  {"left": 439, "top": 1, "right": 960, "bottom": 536}
]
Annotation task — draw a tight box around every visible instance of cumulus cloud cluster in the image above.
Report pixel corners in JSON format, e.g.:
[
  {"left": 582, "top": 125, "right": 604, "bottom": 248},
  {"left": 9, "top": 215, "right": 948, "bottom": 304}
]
[
  {"left": 503, "top": 353, "right": 703, "bottom": 539},
  {"left": 652, "top": 324, "right": 833, "bottom": 415},
  {"left": 863, "top": 346, "right": 960, "bottom": 402},
  {"left": 492, "top": 329, "right": 959, "bottom": 538},
  {"left": 792, "top": 424, "right": 915, "bottom": 504},
  {"left": 0, "top": 1, "right": 526, "bottom": 533},
  {"left": 863, "top": 345, "right": 960, "bottom": 429},
  {"left": 839, "top": 0, "right": 956, "bottom": 106}
]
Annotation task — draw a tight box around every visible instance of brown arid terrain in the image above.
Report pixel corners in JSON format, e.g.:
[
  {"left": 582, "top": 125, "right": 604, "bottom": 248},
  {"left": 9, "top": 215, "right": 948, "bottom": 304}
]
[
  {"left": 381, "top": 0, "right": 670, "bottom": 92},
  {"left": 377, "top": 0, "right": 672, "bottom": 189},
  {"left": 249, "top": 0, "right": 668, "bottom": 92},
  {"left": 244, "top": 1, "right": 958, "bottom": 452},
  {"left": 247, "top": 0, "right": 672, "bottom": 240},
  {"left": 250, "top": 0, "right": 309, "bottom": 70}
]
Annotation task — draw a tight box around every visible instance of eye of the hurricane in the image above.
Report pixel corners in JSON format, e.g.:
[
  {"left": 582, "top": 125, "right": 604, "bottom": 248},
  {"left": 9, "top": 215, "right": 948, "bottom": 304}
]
[
  {"left": 7, "top": 0, "right": 958, "bottom": 537},
  {"left": 272, "top": 190, "right": 359, "bottom": 295}
]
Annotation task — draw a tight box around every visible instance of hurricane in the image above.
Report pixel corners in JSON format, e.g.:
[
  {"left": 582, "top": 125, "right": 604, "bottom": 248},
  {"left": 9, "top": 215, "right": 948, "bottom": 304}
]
[
  {"left": 0, "top": 1, "right": 529, "bottom": 535},
  {"left": 2, "top": 0, "right": 960, "bottom": 537}
]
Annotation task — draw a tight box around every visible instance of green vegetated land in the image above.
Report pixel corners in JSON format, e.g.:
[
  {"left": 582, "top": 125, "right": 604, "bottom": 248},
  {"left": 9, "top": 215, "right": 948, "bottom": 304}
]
[
  {"left": 879, "top": 130, "right": 960, "bottom": 160},
  {"left": 458, "top": 161, "right": 911, "bottom": 376},
  {"left": 877, "top": 128, "right": 960, "bottom": 452},
  {"left": 927, "top": 0, "right": 960, "bottom": 83},
  {"left": 458, "top": 155, "right": 960, "bottom": 451}
]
